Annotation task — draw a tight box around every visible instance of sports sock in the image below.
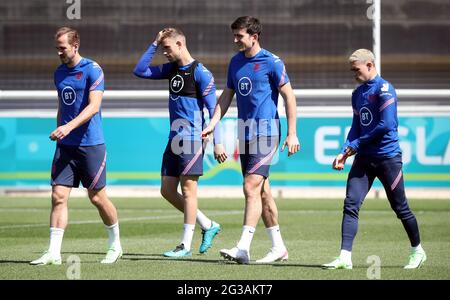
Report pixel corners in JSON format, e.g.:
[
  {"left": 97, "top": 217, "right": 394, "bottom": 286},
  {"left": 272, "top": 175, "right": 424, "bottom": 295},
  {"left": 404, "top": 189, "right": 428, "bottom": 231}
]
[
  {"left": 196, "top": 210, "right": 212, "bottom": 230},
  {"left": 48, "top": 227, "right": 64, "bottom": 256},
  {"left": 412, "top": 244, "right": 425, "bottom": 253},
  {"left": 265, "top": 225, "right": 286, "bottom": 249},
  {"left": 339, "top": 249, "right": 352, "bottom": 263},
  {"left": 236, "top": 225, "right": 255, "bottom": 251},
  {"left": 105, "top": 222, "right": 121, "bottom": 250},
  {"left": 181, "top": 224, "right": 195, "bottom": 251}
]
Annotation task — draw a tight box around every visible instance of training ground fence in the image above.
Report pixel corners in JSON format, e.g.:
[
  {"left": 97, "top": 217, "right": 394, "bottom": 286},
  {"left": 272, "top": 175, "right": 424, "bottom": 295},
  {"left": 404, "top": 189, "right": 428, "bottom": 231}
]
[{"left": 0, "top": 0, "right": 450, "bottom": 93}]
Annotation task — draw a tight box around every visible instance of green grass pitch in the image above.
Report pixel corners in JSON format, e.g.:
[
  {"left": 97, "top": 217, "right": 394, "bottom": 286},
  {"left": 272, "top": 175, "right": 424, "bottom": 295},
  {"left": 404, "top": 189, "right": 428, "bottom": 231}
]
[{"left": 0, "top": 196, "right": 449, "bottom": 280}]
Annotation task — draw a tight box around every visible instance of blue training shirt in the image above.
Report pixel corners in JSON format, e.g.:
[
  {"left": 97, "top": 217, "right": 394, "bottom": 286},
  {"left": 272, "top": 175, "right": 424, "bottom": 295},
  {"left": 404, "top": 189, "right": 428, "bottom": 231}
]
[
  {"left": 54, "top": 57, "right": 105, "bottom": 146},
  {"left": 227, "top": 49, "right": 289, "bottom": 141},
  {"left": 133, "top": 43, "right": 221, "bottom": 144},
  {"left": 342, "top": 75, "right": 401, "bottom": 158}
]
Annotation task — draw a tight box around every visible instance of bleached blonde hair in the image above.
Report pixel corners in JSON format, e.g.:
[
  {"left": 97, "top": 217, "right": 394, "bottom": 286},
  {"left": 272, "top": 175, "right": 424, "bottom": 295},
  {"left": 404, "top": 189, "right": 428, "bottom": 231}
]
[{"left": 348, "top": 49, "right": 375, "bottom": 63}]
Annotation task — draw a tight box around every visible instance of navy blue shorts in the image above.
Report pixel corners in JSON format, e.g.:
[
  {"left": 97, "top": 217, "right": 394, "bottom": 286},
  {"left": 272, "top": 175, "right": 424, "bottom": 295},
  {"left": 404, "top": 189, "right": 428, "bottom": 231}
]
[
  {"left": 51, "top": 144, "right": 107, "bottom": 190},
  {"left": 239, "top": 136, "right": 279, "bottom": 178},
  {"left": 161, "top": 139, "right": 204, "bottom": 177}
]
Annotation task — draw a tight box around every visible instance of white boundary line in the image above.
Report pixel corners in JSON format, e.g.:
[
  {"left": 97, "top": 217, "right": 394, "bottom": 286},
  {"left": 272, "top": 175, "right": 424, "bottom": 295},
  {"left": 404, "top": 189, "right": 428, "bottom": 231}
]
[
  {"left": 1, "top": 208, "right": 448, "bottom": 230},
  {"left": 0, "top": 210, "right": 243, "bottom": 230}
]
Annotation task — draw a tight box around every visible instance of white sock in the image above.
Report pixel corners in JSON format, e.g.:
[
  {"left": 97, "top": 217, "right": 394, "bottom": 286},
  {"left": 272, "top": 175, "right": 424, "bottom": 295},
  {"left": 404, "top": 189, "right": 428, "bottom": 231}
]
[
  {"left": 340, "top": 249, "right": 352, "bottom": 263},
  {"left": 266, "top": 225, "right": 286, "bottom": 249},
  {"left": 196, "top": 210, "right": 212, "bottom": 230},
  {"left": 412, "top": 244, "right": 424, "bottom": 253},
  {"left": 181, "top": 224, "right": 195, "bottom": 251},
  {"left": 236, "top": 225, "right": 255, "bottom": 251},
  {"left": 48, "top": 227, "right": 64, "bottom": 256},
  {"left": 105, "top": 222, "right": 121, "bottom": 250}
]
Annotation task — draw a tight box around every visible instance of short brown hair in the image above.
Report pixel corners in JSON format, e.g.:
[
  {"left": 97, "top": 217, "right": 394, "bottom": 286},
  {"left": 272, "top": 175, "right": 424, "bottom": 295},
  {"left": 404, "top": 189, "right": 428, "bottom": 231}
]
[
  {"left": 160, "top": 27, "right": 186, "bottom": 44},
  {"left": 55, "top": 27, "right": 80, "bottom": 47}
]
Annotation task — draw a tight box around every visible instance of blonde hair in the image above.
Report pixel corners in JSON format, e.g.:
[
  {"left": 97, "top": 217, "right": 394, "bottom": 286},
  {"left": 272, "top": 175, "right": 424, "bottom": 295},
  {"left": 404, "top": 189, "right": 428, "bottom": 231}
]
[{"left": 348, "top": 49, "right": 375, "bottom": 64}]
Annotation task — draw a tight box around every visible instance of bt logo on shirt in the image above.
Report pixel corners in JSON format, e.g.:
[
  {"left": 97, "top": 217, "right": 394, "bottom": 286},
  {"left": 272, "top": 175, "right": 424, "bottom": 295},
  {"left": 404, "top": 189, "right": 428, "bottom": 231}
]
[
  {"left": 237, "top": 77, "right": 252, "bottom": 96},
  {"left": 170, "top": 75, "right": 184, "bottom": 94},
  {"left": 61, "top": 86, "right": 76, "bottom": 105},
  {"left": 360, "top": 107, "right": 373, "bottom": 126}
]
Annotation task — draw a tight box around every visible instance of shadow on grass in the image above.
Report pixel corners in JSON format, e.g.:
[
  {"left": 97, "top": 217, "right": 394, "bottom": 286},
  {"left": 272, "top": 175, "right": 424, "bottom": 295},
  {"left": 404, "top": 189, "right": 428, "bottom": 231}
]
[
  {"left": 0, "top": 257, "right": 404, "bottom": 270},
  {"left": 0, "top": 260, "right": 31, "bottom": 264},
  {"left": 21, "top": 251, "right": 405, "bottom": 269},
  {"left": 59, "top": 251, "right": 222, "bottom": 264},
  {"left": 61, "top": 251, "right": 325, "bottom": 266}
]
